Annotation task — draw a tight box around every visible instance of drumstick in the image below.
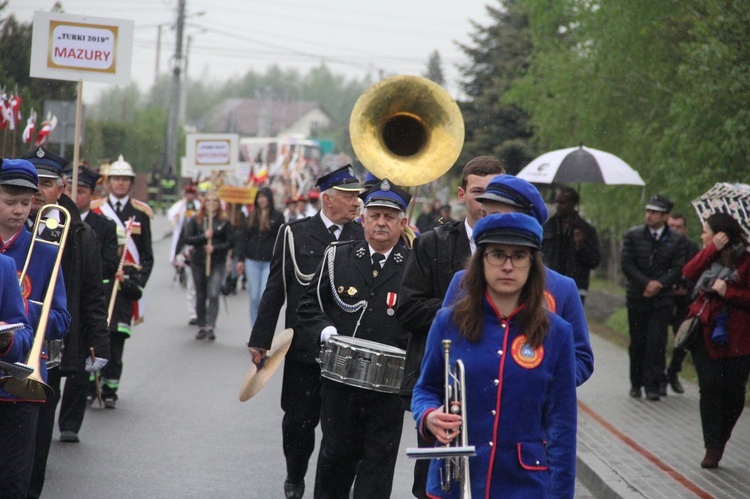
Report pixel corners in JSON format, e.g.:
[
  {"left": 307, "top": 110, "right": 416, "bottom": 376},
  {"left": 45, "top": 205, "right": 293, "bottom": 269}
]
[{"left": 90, "top": 347, "right": 104, "bottom": 409}]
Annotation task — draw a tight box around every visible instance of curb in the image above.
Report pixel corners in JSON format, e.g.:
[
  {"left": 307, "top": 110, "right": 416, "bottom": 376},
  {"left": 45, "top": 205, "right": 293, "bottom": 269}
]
[{"left": 576, "top": 445, "right": 646, "bottom": 499}]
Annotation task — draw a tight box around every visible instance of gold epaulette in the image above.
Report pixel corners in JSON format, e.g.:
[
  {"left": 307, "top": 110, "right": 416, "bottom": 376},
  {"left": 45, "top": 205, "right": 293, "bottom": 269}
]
[
  {"left": 131, "top": 199, "right": 154, "bottom": 219},
  {"left": 91, "top": 198, "right": 106, "bottom": 210}
]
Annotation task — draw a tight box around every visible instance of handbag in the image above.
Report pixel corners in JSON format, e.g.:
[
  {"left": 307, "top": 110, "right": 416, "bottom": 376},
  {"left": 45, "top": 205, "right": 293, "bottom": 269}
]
[{"left": 674, "top": 301, "right": 708, "bottom": 350}]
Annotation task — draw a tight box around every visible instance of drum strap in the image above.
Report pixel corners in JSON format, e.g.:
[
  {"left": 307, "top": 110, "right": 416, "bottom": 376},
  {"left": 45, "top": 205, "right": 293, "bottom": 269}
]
[{"left": 320, "top": 245, "right": 368, "bottom": 336}]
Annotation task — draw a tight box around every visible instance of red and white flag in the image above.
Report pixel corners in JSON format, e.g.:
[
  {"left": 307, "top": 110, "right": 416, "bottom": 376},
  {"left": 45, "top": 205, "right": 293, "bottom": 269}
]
[
  {"left": 34, "top": 112, "right": 58, "bottom": 147},
  {"left": 8, "top": 95, "right": 21, "bottom": 131},
  {"left": 22, "top": 110, "right": 36, "bottom": 144}
]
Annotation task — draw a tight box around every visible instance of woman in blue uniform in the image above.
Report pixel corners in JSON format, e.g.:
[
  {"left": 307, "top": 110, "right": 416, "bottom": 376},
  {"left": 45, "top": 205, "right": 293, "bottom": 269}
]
[{"left": 411, "top": 212, "right": 577, "bottom": 498}]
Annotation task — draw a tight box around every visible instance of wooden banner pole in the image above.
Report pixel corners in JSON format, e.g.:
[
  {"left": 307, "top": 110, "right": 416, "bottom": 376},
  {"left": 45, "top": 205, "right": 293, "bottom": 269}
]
[{"left": 71, "top": 80, "right": 83, "bottom": 189}]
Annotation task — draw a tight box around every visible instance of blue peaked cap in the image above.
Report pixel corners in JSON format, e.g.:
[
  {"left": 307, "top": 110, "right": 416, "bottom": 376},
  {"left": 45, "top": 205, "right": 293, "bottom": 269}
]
[
  {"left": 315, "top": 164, "right": 362, "bottom": 192},
  {"left": 64, "top": 165, "right": 102, "bottom": 190},
  {"left": 476, "top": 174, "right": 548, "bottom": 225},
  {"left": 473, "top": 212, "right": 543, "bottom": 250},
  {"left": 360, "top": 178, "right": 411, "bottom": 211},
  {"left": 0, "top": 158, "right": 39, "bottom": 190}
]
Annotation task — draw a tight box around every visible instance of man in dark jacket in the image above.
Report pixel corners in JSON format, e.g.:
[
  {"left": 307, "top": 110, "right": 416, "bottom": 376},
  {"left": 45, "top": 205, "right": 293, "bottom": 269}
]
[
  {"left": 396, "top": 156, "right": 504, "bottom": 499},
  {"left": 542, "top": 187, "right": 601, "bottom": 304},
  {"left": 621, "top": 195, "right": 687, "bottom": 401},
  {"left": 21, "top": 147, "right": 110, "bottom": 498},
  {"left": 297, "top": 179, "right": 411, "bottom": 499},
  {"left": 247, "top": 165, "right": 364, "bottom": 499},
  {"left": 665, "top": 212, "right": 701, "bottom": 393}
]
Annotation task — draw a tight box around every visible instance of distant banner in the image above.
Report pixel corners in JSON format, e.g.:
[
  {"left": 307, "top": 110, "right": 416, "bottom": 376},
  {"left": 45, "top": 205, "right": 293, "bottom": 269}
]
[
  {"left": 185, "top": 134, "right": 240, "bottom": 172},
  {"left": 218, "top": 186, "right": 257, "bottom": 205},
  {"left": 30, "top": 12, "right": 133, "bottom": 84}
]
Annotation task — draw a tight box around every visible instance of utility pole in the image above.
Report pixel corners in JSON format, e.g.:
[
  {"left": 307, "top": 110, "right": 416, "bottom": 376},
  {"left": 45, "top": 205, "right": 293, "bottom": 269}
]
[
  {"left": 179, "top": 34, "right": 193, "bottom": 126},
  {"left": 164, "top": 0, "right": 185, "bottom": 181},
  {"left": 155, "top": 24, "right": 163, "bottom": 87}
]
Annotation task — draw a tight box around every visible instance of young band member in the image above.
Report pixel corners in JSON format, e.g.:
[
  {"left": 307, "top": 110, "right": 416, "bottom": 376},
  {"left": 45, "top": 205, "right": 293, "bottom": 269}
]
[
  {"left": 412, "top": 213, "right": 577, "bottom": 498},
  {"left": 20, "top": 147, "right": 110, "bottom": 498},
  {"left": 297, "top": 179, "right": 412, "bottom": 499},
  {"left": 0, "top": 158, "right": 70, "bottom": 498},
  {"left": 91, "top": 155, "right": 153, "bottom": 408},
  {"left": 247, "top": 165, "right": 363, "bottom": 499}
]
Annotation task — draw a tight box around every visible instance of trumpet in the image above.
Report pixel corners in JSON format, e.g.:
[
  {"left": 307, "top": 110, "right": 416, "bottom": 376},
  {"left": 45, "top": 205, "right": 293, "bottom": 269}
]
[
  {"left": 406, "top": 339, "right": 475, "bottom": 498},
  {"left": 2, "top": 204, "right": 70, "bottom": 400}
]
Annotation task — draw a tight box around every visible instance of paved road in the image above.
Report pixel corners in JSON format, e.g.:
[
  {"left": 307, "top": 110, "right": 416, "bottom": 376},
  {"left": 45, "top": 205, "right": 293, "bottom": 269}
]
[{"left": 44, "top": 218, "right": 593, "bottom": 498}]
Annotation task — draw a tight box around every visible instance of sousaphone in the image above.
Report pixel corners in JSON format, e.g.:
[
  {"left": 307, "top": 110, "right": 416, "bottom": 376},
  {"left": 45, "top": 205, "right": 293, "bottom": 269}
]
[{"left": 350, "top": 75, "right": 465, "bottom": 187}]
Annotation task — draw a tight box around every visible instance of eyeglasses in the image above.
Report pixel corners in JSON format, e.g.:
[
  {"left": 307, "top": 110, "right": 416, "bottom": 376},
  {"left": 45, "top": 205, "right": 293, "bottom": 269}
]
[{"left": 484, "top": 250, "right": 532, "bottom": 268}]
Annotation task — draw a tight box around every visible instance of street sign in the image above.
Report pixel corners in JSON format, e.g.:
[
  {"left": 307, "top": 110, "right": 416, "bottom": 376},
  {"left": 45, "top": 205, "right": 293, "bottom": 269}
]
[
  {"left": 185, "top": 134, "right": 240, "bottom": 173},
  {"left": 44, "top": 100, "right": 85, "bottom": 146},
  {"left": 30, "top": 11, "right": 134, "bottom": 85}
]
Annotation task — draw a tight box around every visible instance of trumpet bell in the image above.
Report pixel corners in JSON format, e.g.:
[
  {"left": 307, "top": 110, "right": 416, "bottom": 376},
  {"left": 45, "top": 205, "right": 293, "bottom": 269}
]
[{"left": 350, "top": 75, "right": 465, "bottom": 187}]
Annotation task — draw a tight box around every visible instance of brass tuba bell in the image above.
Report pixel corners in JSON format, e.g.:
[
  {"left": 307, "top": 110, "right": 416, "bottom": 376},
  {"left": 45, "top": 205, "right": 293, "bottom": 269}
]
[{"left": 349, "top": 75, "right": 465, "bottom": 187}]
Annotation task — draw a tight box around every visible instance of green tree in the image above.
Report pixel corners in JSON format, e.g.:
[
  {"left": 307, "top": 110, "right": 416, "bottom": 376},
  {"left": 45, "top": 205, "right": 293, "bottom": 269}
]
[
  {"left": 456, "top": 0, "right": 535, "bottom": 174},
  {"left": 423, "top": 50, "right": 445, "bottom": 86}
]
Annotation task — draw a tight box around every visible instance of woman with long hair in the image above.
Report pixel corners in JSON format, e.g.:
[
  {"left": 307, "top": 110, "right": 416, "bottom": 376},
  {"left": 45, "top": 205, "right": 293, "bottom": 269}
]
[
  {"left": 236, "top": 186, "right": 284, "bottom": 324},
  {"left": 683, "top": 212, "right": 750, "bottom": 468},
  {"left": 184, "top": 193, "right": 233, "bottom": 340},
  {"left": 411, "top": 212, "right": 577, "bottom": 498}
]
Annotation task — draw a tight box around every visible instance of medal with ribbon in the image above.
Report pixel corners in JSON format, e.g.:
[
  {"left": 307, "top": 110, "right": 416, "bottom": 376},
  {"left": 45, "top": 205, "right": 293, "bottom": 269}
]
[{"left": 386, "top": 292, "right": 397, "bottom": 316}]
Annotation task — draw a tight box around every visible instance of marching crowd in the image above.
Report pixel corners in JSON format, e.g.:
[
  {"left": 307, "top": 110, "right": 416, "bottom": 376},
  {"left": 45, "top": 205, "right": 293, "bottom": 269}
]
[{"left": 1, "top": 146, "right": 748, "bottom": 498}]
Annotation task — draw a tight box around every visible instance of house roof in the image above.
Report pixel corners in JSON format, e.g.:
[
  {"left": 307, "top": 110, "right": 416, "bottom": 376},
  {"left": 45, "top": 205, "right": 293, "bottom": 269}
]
[{"left": 197, "top": 98, "right": 329, "bottom": 136}]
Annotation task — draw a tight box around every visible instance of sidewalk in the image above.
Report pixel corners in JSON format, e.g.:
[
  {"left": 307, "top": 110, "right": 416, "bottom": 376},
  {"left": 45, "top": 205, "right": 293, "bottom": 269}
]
[{"left": 577, "top": 332, "right": 750, "bottom": 498}]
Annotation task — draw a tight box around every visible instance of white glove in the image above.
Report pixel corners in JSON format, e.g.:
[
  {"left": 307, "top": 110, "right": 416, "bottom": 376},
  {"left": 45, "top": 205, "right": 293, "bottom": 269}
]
[
  {"left": 320, "top": 326, "right": 338, "bottom": 344},
  {"left": 85, "top": 357, "right": 108, "bottom": 372}
]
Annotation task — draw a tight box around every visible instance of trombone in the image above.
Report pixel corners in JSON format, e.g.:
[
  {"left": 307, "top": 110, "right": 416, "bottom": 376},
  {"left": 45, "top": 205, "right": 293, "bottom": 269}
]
[
  {"left": 2, "top": 204, "right": 70, "bottom": 400},
  {"left": 406, "top": 339, "right": 475, "bottom": 498}
]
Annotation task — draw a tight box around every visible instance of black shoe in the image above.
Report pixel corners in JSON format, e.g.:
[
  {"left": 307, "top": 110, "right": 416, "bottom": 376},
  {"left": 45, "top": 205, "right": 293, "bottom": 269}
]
[
  {"left": 284, "top": 479, "right": 304, "bottom": 499},
  {"left": 646, "top": 390, "right": 661, "bottom": 401},
  {"left": 207, "top": 329, "right": 216, "bottom": 341},
  {"left": 195, "top": 329, "right": 208, "bottom": 340},
  {"left": 629, "top": 387, "right": 642, "bottom": 398},
  {"left": 60, "top": 431, "right": 79, "bottom": 443},
  {"left": 668, "top": 372, "right": 685, "bottom": 394},
  {"left": 104, "top": 398, "right": 116, "bottom": 409},
  {"left": 659, "top": 381, "right": 668, "bottom": 397},
  {"left": 188, "top": 318, "right": 199, "bottom": 326}
]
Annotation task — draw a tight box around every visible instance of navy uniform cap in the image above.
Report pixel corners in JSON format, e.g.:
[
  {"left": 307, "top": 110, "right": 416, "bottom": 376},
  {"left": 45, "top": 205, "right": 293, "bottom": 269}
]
[
  {"left": 360, "top": 178, "right": 411, "bottom": 212},
  {"left": 476, "top": 174, "right": 549, "bottom": 225},
  {"left": 0, "top": 159, "right": 39, "bottom": 190},
  {"left": 363, "top": 171, "right": 380, "bottom": 190},
  {"left": 63, "top": 165, "right": 102, "bottom": 191},
  {"left": 20, "top": 146, "right": 68, "bottom": 178},
  {"left": 315, "top": 164, "right": 362, "bottom": 192},
  {"left": 645, "top": 194, "right": 673, "bottom": 213},
  {"left": 473, "top": 212, "right": 543, "bottom": 250}
]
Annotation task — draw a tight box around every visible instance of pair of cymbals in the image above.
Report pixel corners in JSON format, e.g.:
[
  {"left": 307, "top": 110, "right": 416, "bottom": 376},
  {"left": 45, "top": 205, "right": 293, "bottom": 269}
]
[{"left": 239, "top": 328, "right": 293, "bottom": 402}]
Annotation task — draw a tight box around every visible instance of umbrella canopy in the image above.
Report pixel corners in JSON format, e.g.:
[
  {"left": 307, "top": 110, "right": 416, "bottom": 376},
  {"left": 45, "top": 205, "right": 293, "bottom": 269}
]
[
  {"left": 516, "top": 145, "right": 645, "bottom": 186},
  {"left": 692, "top": 182, "right": 750, "bottom": 237}
]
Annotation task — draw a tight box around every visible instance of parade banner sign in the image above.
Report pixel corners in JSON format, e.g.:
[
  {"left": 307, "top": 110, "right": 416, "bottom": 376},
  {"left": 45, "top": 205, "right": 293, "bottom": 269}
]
[
  {"left": 185, "top": 134, "right": 240, "bottom": 172},
  {"left": 30, "top": 12, "right": 133, "bottom": 85},
  {"left": 218, "top": 186, "right": 257, "bottom": 205}
]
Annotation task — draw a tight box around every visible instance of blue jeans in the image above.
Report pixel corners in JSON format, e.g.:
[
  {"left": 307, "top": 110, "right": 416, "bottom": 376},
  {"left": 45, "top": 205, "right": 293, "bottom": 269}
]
[
  {"left": 244, "top": 258, "right": 270, "bottom": 324},
  {"left": 191, "top": 261, "right": 225, "bottom": 328}
]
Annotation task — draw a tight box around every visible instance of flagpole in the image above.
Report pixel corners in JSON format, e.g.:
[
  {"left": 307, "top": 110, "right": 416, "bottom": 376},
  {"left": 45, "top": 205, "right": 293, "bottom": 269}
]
[{"left": 72, "top": 80, "right": 83, "bottom": 190}]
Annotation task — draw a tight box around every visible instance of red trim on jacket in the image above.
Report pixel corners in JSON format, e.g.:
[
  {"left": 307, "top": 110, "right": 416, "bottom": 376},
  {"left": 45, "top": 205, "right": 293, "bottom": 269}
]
[{"left": 484, "top": 292, "right": 517, "bottom": 499}]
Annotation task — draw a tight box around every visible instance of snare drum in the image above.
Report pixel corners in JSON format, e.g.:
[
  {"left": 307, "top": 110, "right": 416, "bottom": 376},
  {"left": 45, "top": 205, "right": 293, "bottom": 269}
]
[{"left": 318, "top": 336, "right": 406, "bottom": 393}]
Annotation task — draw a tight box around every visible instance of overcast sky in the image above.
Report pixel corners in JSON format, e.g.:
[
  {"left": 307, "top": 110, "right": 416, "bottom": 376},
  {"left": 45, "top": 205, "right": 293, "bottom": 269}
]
[{"left": 12, "top": 0, "right": 495, "bottom": 103}]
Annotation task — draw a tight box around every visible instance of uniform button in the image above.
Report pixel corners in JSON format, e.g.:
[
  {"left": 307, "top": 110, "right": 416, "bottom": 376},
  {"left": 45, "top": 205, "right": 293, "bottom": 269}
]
[
  {"left": 494, "top": 379, "right": 499, "bottom": 386},
  {"left": 491, "top": 410, "right": 496, "bottom": 416},
  {"left": 501, "top": 324, "right": 506, "bottom": 328},
  {"left": 535, "top": 460, "right": 540, "bottom": 466},
  {"left": 497, "top": 350, "right": 503, "bottom": 355},
  {"left": 488, "top": 441, "right": 493, "bottom": 447},
  {"left": 370, "top": 292, "right": 375, "bottom": 297}
]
